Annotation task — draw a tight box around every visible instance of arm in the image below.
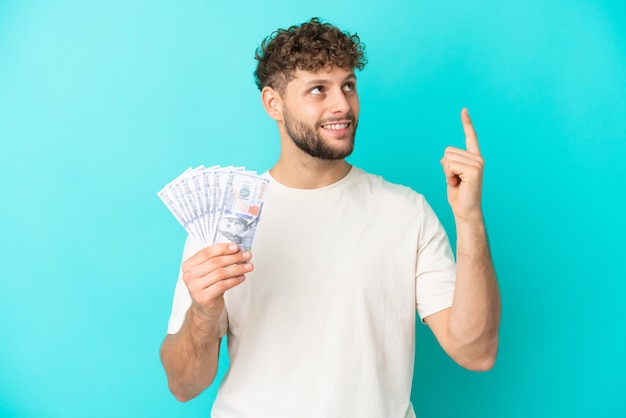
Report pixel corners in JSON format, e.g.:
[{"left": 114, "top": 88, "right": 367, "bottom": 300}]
[
  {"left": 160, "top": 243, "right": 253, "bottom": 401},
  {"left": 425, "top": 108, "right": 501, "bottom": 371}
]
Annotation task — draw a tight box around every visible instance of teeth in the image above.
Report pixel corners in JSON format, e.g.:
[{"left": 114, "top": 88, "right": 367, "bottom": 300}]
[{"left": 323, "top": 123, "right": 348, "bottom": 130}]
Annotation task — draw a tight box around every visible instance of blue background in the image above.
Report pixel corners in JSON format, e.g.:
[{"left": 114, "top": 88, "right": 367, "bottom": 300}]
[{"left": 1, "top": 1, "right": 624, "bottom": 417}]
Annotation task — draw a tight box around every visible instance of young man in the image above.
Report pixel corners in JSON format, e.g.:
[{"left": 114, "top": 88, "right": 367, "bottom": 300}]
[{"left": 160, "top": 17, "right": 501, "bottom": 418}]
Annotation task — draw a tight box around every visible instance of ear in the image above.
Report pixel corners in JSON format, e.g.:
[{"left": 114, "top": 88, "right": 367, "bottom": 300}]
[{"left": 261, "top": 86, "right": 283, "bottom": 121}]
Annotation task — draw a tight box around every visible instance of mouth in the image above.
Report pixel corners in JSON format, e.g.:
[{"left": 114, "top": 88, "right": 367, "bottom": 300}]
[
  {"left": 320, "top": 120, "right": 353, "bottom": 137},
  {"left": 322, "top": 122, "right": 350, "bottom": 129}
]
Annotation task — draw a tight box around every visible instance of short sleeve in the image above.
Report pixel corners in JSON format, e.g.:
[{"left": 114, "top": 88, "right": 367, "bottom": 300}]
[{"left": 415, "top": 199, "right": 457, "bottom": 322}]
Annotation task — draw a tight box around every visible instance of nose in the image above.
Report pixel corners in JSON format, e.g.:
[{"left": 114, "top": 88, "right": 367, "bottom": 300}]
[{"left": 328, "top": 88, "right": 351, "bottom": 114}]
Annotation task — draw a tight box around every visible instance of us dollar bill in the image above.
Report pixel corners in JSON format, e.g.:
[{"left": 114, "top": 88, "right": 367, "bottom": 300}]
[
  {"left": 159, "top": 165, "right": 269, "bottom": 250},
  {"left": 213, "top": 171, "right": 270, "bottom": 251}
]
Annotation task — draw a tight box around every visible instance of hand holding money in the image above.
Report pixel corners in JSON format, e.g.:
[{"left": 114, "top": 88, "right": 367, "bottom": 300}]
[
  {"left": 159, "top": 165, "right": 269, "bottom": 319},
  {"left": 181, "top": 243, "right": 253, "bottom": 320}
]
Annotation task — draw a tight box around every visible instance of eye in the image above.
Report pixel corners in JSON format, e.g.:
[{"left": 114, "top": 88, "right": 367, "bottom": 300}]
[
  {"left": 310, "top": 86, "right": 325, "bottom": 95},
  {"left": 343, "top": 82, "right": 356, "bottom": 92}
]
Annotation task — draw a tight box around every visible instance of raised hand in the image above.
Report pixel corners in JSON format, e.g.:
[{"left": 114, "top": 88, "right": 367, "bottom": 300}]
[{"left": 440, "top": 108, "right": 485, "bottom": 223}]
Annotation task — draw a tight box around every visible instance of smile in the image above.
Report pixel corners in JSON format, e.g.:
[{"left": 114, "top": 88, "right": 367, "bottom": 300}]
[{"left": 321, "top": 122, "right": 350, "bottom": 130}]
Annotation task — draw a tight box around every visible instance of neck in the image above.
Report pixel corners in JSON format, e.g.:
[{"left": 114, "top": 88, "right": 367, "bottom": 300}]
[{"left": 270, "top": 157, "right": 352, "bottom": 189}]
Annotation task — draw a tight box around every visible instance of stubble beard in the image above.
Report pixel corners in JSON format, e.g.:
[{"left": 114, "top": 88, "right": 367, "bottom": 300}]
[{"left": 284, "top": 108, "right": 358, "bottom": 161}]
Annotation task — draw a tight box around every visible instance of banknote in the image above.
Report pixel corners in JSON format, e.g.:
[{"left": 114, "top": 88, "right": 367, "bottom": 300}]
[
  {"left": 213, "top": 171, "right": 270, "bottom": 251},
  {"left": 158, "top": 165, "right": 270, "bottom": 250}
]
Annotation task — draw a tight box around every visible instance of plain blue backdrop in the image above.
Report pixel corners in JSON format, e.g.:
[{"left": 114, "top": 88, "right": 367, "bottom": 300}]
[{"left": 1, "top": 1, "right": 624, "bottom": 417}]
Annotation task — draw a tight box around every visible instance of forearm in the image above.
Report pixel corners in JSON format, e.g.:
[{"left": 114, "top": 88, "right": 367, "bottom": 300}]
[
  {"left": 447, "top": 214, "right": 501, "bottom": 368},
  {"left": 160, "top": 306, "right": 223, "bottom": 402}
]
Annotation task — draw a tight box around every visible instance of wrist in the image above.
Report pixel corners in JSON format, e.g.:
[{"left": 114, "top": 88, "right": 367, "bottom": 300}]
[
  {"left": 188, "top": 305, "right": 224, "bottom": 339},
  {"left": 453, "top": 209, "right": 484, "bottom": 227}
]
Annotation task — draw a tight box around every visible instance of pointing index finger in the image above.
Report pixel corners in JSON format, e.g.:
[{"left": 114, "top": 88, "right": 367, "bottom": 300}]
[{"left": 461, "top": 108, "right": 480, "bottom": 155}]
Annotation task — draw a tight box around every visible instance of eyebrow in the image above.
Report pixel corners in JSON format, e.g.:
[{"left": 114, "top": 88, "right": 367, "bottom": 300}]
[{"left": 302, "top": 73, "right": 357, "bottom": 89}]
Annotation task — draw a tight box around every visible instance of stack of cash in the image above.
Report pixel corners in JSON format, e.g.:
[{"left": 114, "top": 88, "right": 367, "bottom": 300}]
[{"left": 158, "top": 166, "right": 270, "bottom": 251}]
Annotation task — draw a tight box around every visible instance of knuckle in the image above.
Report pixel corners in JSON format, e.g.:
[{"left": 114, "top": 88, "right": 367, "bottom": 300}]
[
  {"left": 211, "top": 267, "right": 226, "bottom": 282},
  {"left": 181, "top": 258, "right": 193, "bottom": 271},
  {"left": 212, "top": 280, "right": 230, "bottom": 295},
  {"left": 206, "top": 257, "right": 220, "bottom": 270},
  {"left": 214, "top": 264, "right": 235, "bottom": 283},
  {"left": 182, "top": 269, "right": 195, "bottom": 286},
  {"left": 202, "top": 245, "right": 216, "bottom": 257}
]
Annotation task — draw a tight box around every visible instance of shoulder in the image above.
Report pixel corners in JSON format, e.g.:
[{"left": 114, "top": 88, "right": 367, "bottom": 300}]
[{"left": 351, "top": 167, "right": 426, "bottom": 205}]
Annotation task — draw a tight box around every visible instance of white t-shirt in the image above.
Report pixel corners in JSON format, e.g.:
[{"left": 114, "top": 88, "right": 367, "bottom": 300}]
[{"left": 167, "top": 167, "right": 456, "bottom": 418}]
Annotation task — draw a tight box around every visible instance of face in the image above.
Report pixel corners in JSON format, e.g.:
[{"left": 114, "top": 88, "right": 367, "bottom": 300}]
[
  {"left": 281, "top": 67, "right": 360, "bottom": 160},
  {"left": 218, "top": 217, "right": 247, "bottom": 235}
]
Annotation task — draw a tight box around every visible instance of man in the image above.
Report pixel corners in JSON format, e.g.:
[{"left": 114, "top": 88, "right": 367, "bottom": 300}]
[{"left": 160, "top": 17, "right": 501, "bottom": 418}]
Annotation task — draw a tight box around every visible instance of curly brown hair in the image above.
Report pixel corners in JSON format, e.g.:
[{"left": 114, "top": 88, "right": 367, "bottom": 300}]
[{"left": 254, "top": 17, "right": 367, "bottom": 94}]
